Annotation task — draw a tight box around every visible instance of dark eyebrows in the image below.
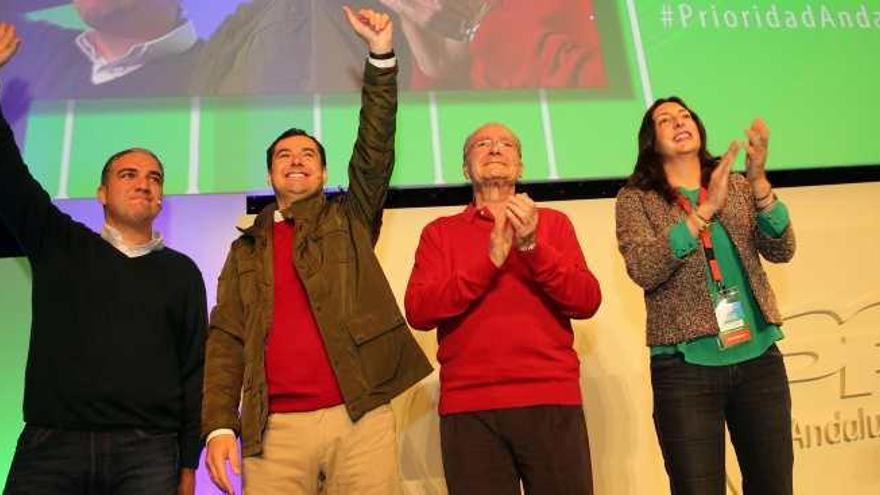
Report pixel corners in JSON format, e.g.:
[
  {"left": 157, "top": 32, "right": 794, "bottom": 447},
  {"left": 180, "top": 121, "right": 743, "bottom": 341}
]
[
  {"left": 275, "top": 146, "right": 317, "bottom": 157},
  {"left": 115, "top": 166, "right": 164, "bottom": 180},
  {"left": 656, "top": 108, "right": 690, "bottom": 118}
]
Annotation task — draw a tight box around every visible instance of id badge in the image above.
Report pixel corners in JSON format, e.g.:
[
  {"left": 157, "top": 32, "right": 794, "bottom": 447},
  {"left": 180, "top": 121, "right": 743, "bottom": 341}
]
[{"left": 714, "top": 286, "right": 752, "bottom": 350}]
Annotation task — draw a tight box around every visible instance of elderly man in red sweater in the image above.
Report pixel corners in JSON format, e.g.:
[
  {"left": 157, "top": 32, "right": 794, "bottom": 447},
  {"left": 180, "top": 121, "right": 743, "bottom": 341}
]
[{"left": 405, "top": 122, "right": 602, "bottom": 494}]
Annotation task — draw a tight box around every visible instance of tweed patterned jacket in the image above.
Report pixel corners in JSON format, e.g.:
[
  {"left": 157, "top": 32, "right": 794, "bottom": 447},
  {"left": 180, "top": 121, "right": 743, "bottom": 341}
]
[{"left": 615, "top": 174, "right": 796, "bottom": 346}]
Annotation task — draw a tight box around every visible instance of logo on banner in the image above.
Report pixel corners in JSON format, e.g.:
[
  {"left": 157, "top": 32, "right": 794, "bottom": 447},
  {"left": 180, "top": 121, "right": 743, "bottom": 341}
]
[{"left": 781, "top": 301, "right": 880, "bottom": 450}]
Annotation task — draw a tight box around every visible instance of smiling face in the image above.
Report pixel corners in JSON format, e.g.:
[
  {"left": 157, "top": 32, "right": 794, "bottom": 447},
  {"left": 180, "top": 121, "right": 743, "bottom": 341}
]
[
  {"left": 462, "top": 123, "right": 523, "bottom": 188},
  {"left": 268, "top": 134, "right": 327, "bottom": 207},
  {"left": 652, "top": 101, "right": 702, "bottom": 160},
  {"left": 97, "top": 149, "right": 164, "bottom": 229}
]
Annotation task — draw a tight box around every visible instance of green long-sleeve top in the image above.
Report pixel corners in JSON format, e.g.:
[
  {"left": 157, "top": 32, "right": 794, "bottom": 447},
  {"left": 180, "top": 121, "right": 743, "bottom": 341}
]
[{"left": 651, "top": 188, "right": 790, "bottom": 366}]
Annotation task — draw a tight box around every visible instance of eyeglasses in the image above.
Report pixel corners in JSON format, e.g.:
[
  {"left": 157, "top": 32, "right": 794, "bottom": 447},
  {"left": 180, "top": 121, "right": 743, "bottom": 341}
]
[{"left": 468, "top": 138, "right": 519, "bottom": 152}]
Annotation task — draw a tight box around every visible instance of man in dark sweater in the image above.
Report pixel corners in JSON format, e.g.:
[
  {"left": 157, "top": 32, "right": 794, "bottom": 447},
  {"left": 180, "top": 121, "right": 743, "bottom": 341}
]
[
  {"left": 0, "top": 24, "right": 207, "bottom": 495},
  {"left": 405, "top": 122, "right": 603, "bottom": 494}
]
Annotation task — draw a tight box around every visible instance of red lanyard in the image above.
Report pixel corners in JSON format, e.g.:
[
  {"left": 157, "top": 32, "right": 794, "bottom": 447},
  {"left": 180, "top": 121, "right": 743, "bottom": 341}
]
[{"left": 676, "top": 188, "right": 725, "bottom": 290}]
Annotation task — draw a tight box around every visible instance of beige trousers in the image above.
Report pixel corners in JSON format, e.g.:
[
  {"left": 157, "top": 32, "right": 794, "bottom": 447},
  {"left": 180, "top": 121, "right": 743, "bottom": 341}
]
[{"left": 243, "top": 404, "right": 401, "bottom": 495}]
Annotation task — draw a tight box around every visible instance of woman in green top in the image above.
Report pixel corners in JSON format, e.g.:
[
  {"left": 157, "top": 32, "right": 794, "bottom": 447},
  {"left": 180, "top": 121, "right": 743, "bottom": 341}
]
[{"left": 615, "top": 96, "right": 796, "bottom": 495}]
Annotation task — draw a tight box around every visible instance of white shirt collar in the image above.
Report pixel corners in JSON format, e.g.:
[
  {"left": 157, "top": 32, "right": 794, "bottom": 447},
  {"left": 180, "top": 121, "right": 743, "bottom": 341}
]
[
  {"left": 75, "top": 20, "right": 198, "bottom": 85},
  {"left": 101, "top": 224, "right": 165, "bottom": 258}
]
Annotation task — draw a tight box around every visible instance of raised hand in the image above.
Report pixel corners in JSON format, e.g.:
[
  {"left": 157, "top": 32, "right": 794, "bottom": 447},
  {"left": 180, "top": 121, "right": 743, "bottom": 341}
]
[
  {"left": 343, "top": 6, "right": 393, "bottom": 55},
  {"left": 705, "top": 141, "right": 740, "bottom": 216},
  {"left": 0, "top": 23, "right": 21, "bottom": 69},
  {"left": 744, "top": 117, "right": 772, "bottom": 197},
  {"left": 505, "top": 193, "right": 538, "bottom": 250},
  {"left": 489, "top": 208, "right": 514, "bottom": 268}
]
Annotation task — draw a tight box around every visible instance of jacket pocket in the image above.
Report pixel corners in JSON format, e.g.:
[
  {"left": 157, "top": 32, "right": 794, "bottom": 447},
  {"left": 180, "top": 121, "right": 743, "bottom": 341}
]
[{"left": 347, "top": 313, "right": 405, "bottom": 387}]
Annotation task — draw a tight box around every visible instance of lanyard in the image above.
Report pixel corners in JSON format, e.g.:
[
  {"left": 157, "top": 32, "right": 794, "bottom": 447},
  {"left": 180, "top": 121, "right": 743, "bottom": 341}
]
[{"left": 676, "top": 188, "right": 725, "bottom": 291}]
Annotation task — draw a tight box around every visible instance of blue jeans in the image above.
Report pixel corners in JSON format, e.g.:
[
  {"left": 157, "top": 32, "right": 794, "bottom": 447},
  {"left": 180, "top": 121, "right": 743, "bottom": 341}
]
[
  {"left": 651, "top": 344, "right": 793, "bottom": 495},
  {"left": 3, "top": 425, "right": 179, "bottom": 494}
]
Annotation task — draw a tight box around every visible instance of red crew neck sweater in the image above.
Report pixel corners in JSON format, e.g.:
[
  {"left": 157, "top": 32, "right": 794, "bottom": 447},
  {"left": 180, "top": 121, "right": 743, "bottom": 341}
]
[{"left": 265, "top": 219, "right": 344, "bottom": 413}]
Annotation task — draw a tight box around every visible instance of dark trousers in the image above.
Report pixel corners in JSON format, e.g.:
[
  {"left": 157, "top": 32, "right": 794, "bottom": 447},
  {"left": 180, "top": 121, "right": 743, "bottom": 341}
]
[
  {"left": 651, "top": 344, "right": 793, "bottom": 495},
  {"left": 440, "top": 405, "right": 593, "bottom": 495},
  {"left": 3, "top": 425, "right": 180, "bottom": 495}
]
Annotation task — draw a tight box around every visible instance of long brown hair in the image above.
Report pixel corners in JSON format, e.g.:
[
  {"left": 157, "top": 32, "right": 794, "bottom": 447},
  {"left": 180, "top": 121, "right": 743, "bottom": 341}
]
[{"left": 626, "top": 97, "right": 718, "bottom": 203}]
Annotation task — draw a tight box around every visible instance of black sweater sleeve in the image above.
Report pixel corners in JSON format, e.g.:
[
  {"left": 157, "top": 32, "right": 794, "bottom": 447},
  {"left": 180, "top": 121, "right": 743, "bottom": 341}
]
[
  {"left": 178, "top": 261, "right": 208, "bottom": 468},
  {"left": 0, "top": 104, "right": 76, "bottom": 261}
]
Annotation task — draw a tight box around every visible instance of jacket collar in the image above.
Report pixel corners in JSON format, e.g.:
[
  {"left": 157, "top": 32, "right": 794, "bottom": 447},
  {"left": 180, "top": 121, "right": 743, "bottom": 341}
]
[{"left": 243, "top": 190, "right": 327, "bottom": 238}]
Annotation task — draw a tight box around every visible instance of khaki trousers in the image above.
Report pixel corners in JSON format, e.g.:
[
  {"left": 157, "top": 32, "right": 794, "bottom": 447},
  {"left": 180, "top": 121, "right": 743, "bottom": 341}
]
[{"left": 244, "top": 404, "right": 401, "bottom": 495}]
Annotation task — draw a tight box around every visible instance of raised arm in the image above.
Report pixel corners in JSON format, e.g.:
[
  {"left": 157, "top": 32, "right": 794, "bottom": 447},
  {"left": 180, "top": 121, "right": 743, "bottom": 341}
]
[
  {"left": 0, "top": 24, "right": 78, "bottom": 261},
  {"left": 743, "top": 118, "right": 795, "bottom": 263},
  {"left": 340, "top": 8, "right": 398, "bottom": 235}
]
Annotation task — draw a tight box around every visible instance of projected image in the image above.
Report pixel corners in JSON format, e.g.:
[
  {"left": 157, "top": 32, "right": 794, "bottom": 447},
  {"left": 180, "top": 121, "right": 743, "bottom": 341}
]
[
  {"left": 1, "top": 0, "right": 205, "bottom": 99},
  {"left": 0, "top": 0, "right": 373, "bottom": 98},
  {"left": 383, "top": 0, "right": 607, "bottom": 90},
  {"left": 2, "top": 0, "right": 876, "bottom": 203},
  {"left": 0, "top": 0, "right": 611, "bottom": 100}
]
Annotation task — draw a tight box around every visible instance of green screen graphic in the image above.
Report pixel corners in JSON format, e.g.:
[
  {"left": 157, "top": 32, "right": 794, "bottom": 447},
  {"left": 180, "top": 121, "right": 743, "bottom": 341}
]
[
  {"left": 0, "top": 259, "right": 30, "bottom": 476},
  {"left": 12, "top": 0, "right": 880, "bottom": 199}
]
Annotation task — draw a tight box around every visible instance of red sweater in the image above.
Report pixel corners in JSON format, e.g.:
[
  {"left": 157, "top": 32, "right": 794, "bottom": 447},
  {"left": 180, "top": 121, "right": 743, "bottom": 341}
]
[
  {"left": 265, "top": 219, "right": 343, "bottom": 413},
  {"left": 405, "top": 205, "right": 602, "bottom": 415}
]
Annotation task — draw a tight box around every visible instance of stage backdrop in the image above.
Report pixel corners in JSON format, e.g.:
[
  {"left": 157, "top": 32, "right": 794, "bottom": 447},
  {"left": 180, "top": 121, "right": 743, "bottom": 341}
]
[
  {"left": 0, "top": 180, "right": 878, "bottom": 494},
  {"left": 1, "top": 0, "right": 878, "bottom": 492}
]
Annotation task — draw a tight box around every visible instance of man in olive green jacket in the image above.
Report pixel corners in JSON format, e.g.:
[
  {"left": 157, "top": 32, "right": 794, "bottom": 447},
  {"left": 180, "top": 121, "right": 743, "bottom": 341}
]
[{"left": 202, "top": 8, "right": 431, "bottom": 495}]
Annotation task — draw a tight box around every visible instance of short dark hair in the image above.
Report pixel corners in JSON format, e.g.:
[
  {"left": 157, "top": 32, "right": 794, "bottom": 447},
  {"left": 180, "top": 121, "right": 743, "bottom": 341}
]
[
  {"left": 100, "top": 148, "right": 165, "bottom": 186},
  {"left": 266, "top": 128, "right": 327, "bottom": 171},
  {"left": 626, "top": 96, "right": 717, "bottom": 203}
]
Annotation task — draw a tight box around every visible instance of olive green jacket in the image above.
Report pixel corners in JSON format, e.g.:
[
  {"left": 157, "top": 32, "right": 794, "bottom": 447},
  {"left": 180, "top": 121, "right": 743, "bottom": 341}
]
[{"left": 202, "top": 62, "right": 432, "bottom": 456}]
